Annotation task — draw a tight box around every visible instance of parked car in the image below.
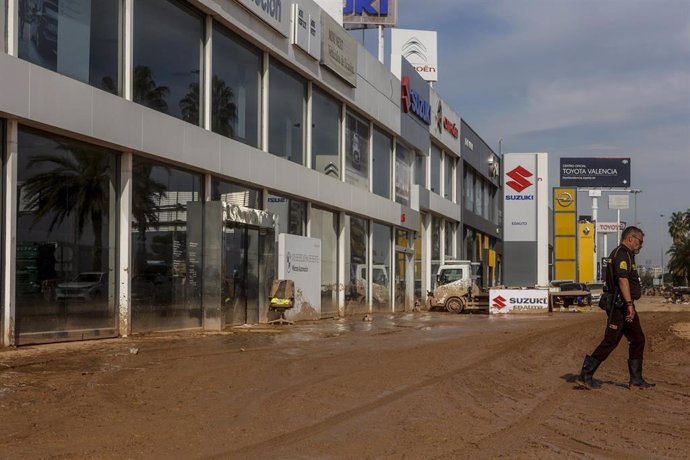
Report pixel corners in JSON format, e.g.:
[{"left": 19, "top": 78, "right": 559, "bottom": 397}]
[
  {"left": 549, "top": 281, "right": 591, "bottom": 308},
  {"left": 586, "top": 282, "right": 605, "bottom": 304},
  {"left": 56, "top": 272, "right": 107, "bottom": 302}
]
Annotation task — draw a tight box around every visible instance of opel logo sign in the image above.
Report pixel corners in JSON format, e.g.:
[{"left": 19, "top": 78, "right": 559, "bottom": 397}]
[{"left": 557, "top": 191, "right": 574, "bottom": 208}]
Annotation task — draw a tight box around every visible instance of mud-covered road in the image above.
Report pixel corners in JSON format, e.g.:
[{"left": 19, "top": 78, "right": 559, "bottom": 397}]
[{"left": 2, "top": 298, "right": 689, "bottom": 459}]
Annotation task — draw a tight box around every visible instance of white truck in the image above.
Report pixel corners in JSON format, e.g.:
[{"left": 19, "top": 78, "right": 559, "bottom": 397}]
[{"left": 427, "top": 261, "right": 489, "bottom": 313}]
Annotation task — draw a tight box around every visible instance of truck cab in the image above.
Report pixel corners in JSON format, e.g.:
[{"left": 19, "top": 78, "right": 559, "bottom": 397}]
[{"left": 428, "top": 261, "right": 487, "bottom": 313}]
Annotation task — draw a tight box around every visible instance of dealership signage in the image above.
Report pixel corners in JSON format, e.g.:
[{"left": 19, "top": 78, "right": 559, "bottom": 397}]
[
  {"left": 401, "top": 76, "right": 431, "bottom": 125},
  {"left": 490, "top": 289, "right": 549, "bottom": 314},
  {"left": 503, "top": 154, "right": 538, "bottom": 242},
  {"left": 278, "top": 234, "right": 322, "bottom": 320},
  {"left": 560, "top": 158, "right": 631, "bottom": 188},
  {"left": 429, "top": 91, "right": 460, "bottom": 154},
  {"left": 343, "top": 0, "right": 397, "bottom": 27},
  {"left": 391, "top": 28, "right": 438, "bottom": 81},
  {"left": 320, "top": 11, "right": 358, "bottom": 86},
  {"left": 292, "top": 3, "right": 321, "bottom": 60},
  {"left": 236, "top": 0, "right": 289, "bottom": 37},
  {"left": 597, "top": 222, "right": 627, "bottom": 233}
]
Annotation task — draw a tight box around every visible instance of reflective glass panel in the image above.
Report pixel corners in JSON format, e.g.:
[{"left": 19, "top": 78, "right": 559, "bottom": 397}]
[
  {"left": 415, "top": 153, "right": 426, "bottom": 187},
  {"left": 395, "top": 143, "right": 412, "bottom": 206},
  {"left": 372, "top": 128, "right": 391, "bottom": 199},
  {"left": 211, "top": 178, "right": 262, "bottom": 209},
  {"left": 134, "top": 0, "right": 203, "bottom": 124},
  {"left": 266, "top": 193, "right": 305, "bottom": 236},
  {"left": 475, "top": 176, "right": 483, "bottom": 215},
  {"left": 131, "top": 158, "right": 203, "bottom": 332},
  {"left": 311, "top": 207, "right": 338, "bottom": 318},
  {"left": 212, "top": 23, "right": 261, "bottom": 147},
  {"left": 16, "top": 127, "right": 118, "bottom": 342},
  {"left": 345, "top": 215, "right": 368, "bottom": 314},
  {"left": 444, "top": 154, "right": 454, "bottom": 201},
  {"left": 311, "top": 88, "right": 340, "bottom": 178},
  {"left": 18, "top": 0, "right": 120, "bottom": 94},
  {"left": 430, "top": 144, "right": 441, "bottom": 194},
  {"left": 464, "top": 168, "right": 474, "bottom": 211},
  {"left": 445, "top": 221, "right": 454, "bottom": 258},
  {"left": 345, "top": 111, "right": 369, "bottom": 190},
  {"left": 431, "top": 215, "right": 441, "bottom": 276},
  {"left": 372, "top": 223, "right": 391, "bottom": 312},
  {"left": 268, "top": 62, "right": 306, "bottom": 164}
]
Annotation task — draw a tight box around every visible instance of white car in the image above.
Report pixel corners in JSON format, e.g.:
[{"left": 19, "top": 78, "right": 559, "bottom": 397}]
[{"left": 56, "top": 272, "right": 107, "bottom": 302}]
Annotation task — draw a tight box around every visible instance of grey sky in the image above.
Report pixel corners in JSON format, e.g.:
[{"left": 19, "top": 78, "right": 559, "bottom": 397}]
[{"left": 358, "top": 0, "right": 690, "bottom": 266}]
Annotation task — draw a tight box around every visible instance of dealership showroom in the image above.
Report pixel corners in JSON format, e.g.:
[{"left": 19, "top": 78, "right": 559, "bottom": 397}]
[{"left": 0, "top": 0, "right": 502, "bottom": 346}]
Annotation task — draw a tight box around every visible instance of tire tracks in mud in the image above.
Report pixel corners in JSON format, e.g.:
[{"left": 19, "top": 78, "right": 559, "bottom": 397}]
[{"left": 212, "top": 318, "right": 594, "bottom": 458}]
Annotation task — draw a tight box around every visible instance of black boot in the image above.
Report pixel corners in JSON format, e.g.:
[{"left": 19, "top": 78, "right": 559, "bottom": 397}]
[
  {"left": 576, "top": 355, "right": 602, "bottom": 389},
  {"left": 628, "top": 359, "right": 656, "bottom": 389}
]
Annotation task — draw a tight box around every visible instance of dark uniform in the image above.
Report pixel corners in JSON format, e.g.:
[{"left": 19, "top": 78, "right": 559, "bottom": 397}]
[{"left": 591, "top": 244, "right": 646, "bottom": 362}]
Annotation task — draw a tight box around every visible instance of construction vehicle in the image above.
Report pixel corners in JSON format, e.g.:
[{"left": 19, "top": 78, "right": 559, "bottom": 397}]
[{"left": 426, "top": 261, "right": 489, "bottom": 313}]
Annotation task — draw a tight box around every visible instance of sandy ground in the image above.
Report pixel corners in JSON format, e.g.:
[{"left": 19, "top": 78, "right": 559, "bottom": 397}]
[{"left": 1, "top": 297, "right": 689, "bottom": 459}]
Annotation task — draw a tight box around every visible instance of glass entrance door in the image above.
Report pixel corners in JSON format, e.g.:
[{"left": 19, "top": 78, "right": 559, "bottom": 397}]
[{"left": 395, "top": 251, "right": 409, "bottom": 312}]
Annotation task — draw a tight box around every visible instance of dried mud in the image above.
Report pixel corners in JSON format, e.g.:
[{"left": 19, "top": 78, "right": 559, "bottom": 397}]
[{"left": 1, "top": 298, "right": 689, "bottom": 459}]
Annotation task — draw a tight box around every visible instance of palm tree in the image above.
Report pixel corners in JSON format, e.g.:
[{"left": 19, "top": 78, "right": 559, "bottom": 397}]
[
  {"left": 667, "top": 239, "right": 690, "bottom": 286},
  {"left": 179, "top": 76, "right": 237, "bottom": 134},
  {"left": 668, "top": 211, "right": 689, "bottom": 244},
  {"left": 133, "top": 65, "right": 170, "bottom": 114},
  {"left": 21, "top": 146, "right": 113, "bottom": 271},
  {"left": 132, "top": 161, "right": 168, "bottom": 274}
]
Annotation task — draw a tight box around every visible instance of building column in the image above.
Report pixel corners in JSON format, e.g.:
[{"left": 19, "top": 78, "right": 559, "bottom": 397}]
[
  {"left": 2, "top": 121, "right": 18, "bottom": 346},
  {"left": 118, "top": 152, "right": 133, "bottom": 337},
  {"left": 337, "top": 211, "right": 346, "bottom": 316}
]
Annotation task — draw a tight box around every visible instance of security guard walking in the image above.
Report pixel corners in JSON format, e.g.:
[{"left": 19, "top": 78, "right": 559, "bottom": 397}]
[{"left": 577, "top": 226, "right": 655, "bottom": 389}]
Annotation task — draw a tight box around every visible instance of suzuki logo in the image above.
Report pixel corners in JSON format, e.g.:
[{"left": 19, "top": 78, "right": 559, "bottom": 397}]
[
  {"left": 493, "top": 295, "right": 507, "bottom": 310},
  {"left": 506, "top": 166, "right": 533, "bottom": 193}
]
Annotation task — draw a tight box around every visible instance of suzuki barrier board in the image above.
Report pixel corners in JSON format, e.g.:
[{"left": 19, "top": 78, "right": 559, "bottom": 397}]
[{"left": 490, "top": 289, "right": 549, "bottom": 314}]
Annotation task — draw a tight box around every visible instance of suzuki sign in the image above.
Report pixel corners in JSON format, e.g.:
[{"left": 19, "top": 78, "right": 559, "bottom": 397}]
[{"left": 490, "top": 289, "right": 549, "bottom": 314}]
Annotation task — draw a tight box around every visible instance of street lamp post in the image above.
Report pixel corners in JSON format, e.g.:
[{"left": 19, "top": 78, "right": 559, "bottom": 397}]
[
  {"left": 629, "top": 189, "right": 642, "bottom": 226},
  {"left": 660, "top": 214, "right": 665, "bottom": 284}
]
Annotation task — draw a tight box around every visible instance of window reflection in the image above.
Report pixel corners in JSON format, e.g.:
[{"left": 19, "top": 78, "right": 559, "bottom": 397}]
[
  {"left": 211, "top": 178, "right": 262, "bottom": 209},
  {"left": 345, "top": 215, "right": 368, "bottom": 313},
  {"left": 266, "top": 193, "right": 306, "bottom": 236},
  {"left": 16, "top": 127, "right": 118, "bottom": 341},
  {"left": 311, "top": 208, "right": 339, "bottom": 318},
  {"left": 395, "top": 143, "right": 412, "bottom": 206},
  {"left": 372, "top": 128, "right": 391, "bottom": 199},
  {"left": 18, "top": 0, "right": 121, "bottom": 94},
  {"left": 133, "top": 0, "right": 203, "bottom": 124},
  {"left": 131, "top": 158, "right": 203, "bottom": 332},
  {"left": 268, "top": 62, "right": 306, "bottom": 164},
  {"left": 345, "top": 111, "right": 369, "bottom": 190},
  {"left": 212, "top": 23, "right": 261, "bottom": 147},
  {"left": 415, "top": 153, "right": 426, "bottom": 187},
  {"left": 311, "top": 88, "right": 341, "bottom": 178},
  {"left": 430, "top": 144, "right": 441, "bottom": 194},
  {"left": 444, "top": 154, "right": 454, "bottom": 201},
  {"left": 372, "top": 223, "right": 391, "bottom": 312}
]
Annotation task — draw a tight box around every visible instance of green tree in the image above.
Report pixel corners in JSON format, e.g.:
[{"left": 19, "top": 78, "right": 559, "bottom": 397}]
[
  {"left": 667, "top": 239, "right": 690, "bottom": 286},
  {"left": 132, "top": 162, "right": 167, "bottom": 274},
  {"left": 133, "top": 66, "right": 170, "bottom": 114},
  {"left": 21, "top": 146, "right": 113, "bottom": 271},
  {"left": 668, "top": 211, "right": 689, "bottom": 244}
]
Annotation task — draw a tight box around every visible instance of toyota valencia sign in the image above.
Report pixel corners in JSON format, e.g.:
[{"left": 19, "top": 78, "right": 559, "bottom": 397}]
[{"left": 560, "top": 158, "right": 631, "bottom": 188}]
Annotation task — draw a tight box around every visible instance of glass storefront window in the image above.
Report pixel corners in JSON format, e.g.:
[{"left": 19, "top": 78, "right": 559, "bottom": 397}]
[
  {"left": 131, "top": 158, "right": 203, "bottom": 332},
  {"left": 345, "top": 111, "right": 369, "bottom": 190},
  {"left": 18, "top": 0, "right": 121, "bottom": 94},
  {"left": 311, "top": 207, "right": 338, "bottom": 318},
  {"left": 16, "top": 127, "right": 118, "bottom": 342},
  {"left": 266, "top": 193, "right": 305, "bottom": 236},
  {"left": 444, "top": 154, "right": 454, "bottom": 201},
  {"left": 345, "top": 215, "right": 368, "bottom": 312},
  {"left": 395, "top": 143, "right": 412, "bottom": 206},
  {"left": 483, "top": 182, "right": 491, "bottom": 219},
  {"left": 414, "top": 153, "right": 426, "bottom": 187},
  {"left": 430, "top": 144, "right": 441, "bottom": 194},
  {"left": 465, "top": 168, "right": 474, "bottom": 211},
  {"left": 414, "top": 217, "right": 424, "bottom": 300},
  {"left": 311, "top": 88, "right": 340, "bottom": 178},
  {"left": 268, "top": 62, "right": 306, "bottom": 164},
  {"left": 445, "top": 221, "right": 454, "bottom": 258},
  {"left": 372, "top": 223, "right": 391, "bottom": 312},
  {"left": 134, "top": 0, "right": 203, "bottom": 124},
  {"left": 475, "top": 176, "right": 483, "bottom": 215},
  {"left": 212, "top": 23, "right": 261, "bottom": 147},
  {"left": 372, "top": 128, "right": 391, "bottom": 199},
  {"left": 211, "top": 178, "right": 262, "bottom": 209}
]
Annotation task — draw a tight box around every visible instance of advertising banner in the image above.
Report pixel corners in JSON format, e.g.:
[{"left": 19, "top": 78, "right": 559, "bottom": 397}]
[
  {"left": 429, "top": 89, "right": 460, "bottom": 154},
  {"left": 278, "top": 234, "right": 322, "bottom": 320},
  {"left": 597, "top": 222, "right": 626, "bottom": 233},
  {"left": 391, "top": 29, "right": 438, "bottom": 81},
  {"left": 560, "top": 158, "right": 631, "bottom": 188},
  {"left": 503, "top": 154, "right": 538, "bottom": 242},
  {"left": 490, "top": 289, "right": 549, "bottom": 314},
  {"left": 235, "top": 0, "right": 290, "bottom": 37}
]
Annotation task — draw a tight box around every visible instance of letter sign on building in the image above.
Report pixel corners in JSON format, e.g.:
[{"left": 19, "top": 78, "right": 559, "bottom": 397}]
[{"left": 343, "top": 0, "right": 397, "bottom": 27}]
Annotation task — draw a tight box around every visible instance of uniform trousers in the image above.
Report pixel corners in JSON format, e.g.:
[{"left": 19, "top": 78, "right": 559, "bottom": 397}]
[{"left": 591, "top": 308, "right": 646, "bottom": 362}]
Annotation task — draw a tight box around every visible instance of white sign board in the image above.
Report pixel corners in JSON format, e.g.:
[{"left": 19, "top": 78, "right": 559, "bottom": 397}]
[
  {"left": 503, "top": 154, "right": 538, "bottom": 242},
  {"left": 490, "top": 289, "right": 549, "bottom": 314},
  {"left": 292, "top": 3, "right": 321, "bottom": 60},
  {"left": 597, "top": 222, "right": 627, "bottom": 233},
  {"left": 391, "top": 29, "right": 438, "bottom": 82},
  {"left": 320, "top": 11, "right": 358, "bottom": 87},
  {"left": 235, "top": 0, "right": 290, "bottom": 37},
  {"left": 313, "top": 0, "right": 343, "bottom": 25},
  {"left": 278, "top": 234, "right": 322, "bottom": 321},
  {"left": 608, "top": 194, "right": 630, "bottom": 210}
]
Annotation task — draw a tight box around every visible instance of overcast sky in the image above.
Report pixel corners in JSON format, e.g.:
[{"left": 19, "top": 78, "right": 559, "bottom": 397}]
[{"left": 357, "top": 0, "right": 690, "bottom": 267}]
